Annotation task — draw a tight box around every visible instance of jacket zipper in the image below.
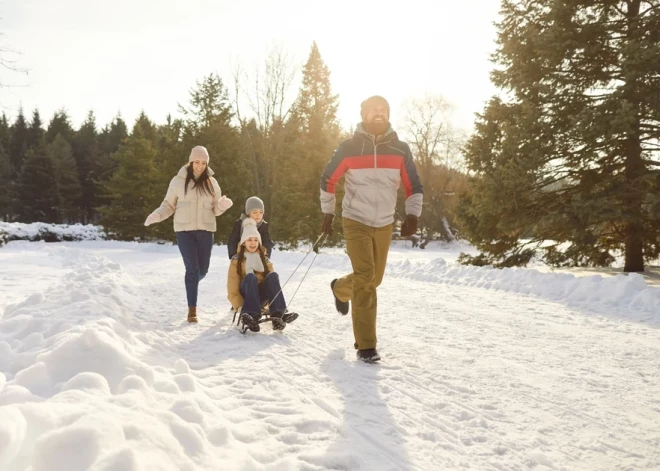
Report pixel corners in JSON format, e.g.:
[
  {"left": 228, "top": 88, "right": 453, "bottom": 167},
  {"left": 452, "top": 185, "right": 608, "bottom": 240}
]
[
  {"left": 370, "top": 135, "right": 393, "bottom": 226},
  {"left": 361, "top": 133, "right": 393, "bottom": 226}
]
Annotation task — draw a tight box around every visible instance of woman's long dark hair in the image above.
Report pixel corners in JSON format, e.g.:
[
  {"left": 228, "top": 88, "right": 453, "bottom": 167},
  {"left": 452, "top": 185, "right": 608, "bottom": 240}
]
[
  {"left": 236, "top": 244, "right": 270, "bottom": 277},
  {"left": 184, "top": 164, "right": 214, "bottom": 196}
]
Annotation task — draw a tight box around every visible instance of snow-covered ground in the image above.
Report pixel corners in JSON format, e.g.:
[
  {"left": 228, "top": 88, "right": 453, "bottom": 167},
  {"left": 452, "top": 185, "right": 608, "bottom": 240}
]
[{"left": 1, "top": 236, "right": 659, "bottom": 470}]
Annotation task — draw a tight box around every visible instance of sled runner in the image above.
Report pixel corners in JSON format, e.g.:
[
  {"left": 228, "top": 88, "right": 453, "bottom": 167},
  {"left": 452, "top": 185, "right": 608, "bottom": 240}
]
[{"left": 230, "top": 307, "right": 299, "bottom": 334}]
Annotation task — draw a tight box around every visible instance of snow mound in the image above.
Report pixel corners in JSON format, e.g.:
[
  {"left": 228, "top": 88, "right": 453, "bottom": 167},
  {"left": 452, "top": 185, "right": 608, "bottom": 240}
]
[
  {"left": 385, "top": 257, "right": 660, "bottom": 325},
  {"left": 0, "top": 249, "right": 214, "bottom": 470},
  {"left": 0, "top": 222, "right": 105, "bottom": 246}
]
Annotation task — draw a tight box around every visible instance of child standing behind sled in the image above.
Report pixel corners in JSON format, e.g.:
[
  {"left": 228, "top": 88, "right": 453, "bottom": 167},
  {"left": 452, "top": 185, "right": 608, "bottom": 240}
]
[
  {"left": 227, "top": 218, "right": 297, "bottom": 332},
  {"left": 227, "top": 196, "right": 274, "bottom": 259}
]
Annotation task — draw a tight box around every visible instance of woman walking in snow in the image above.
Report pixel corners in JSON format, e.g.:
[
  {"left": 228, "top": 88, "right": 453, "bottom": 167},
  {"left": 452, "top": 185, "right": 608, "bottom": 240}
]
[
  {"left": 144, "top": 145, "right": 233, "bottom": 323},
  {"left": 227, "top": 218, "right": 298, "bottom": 332}
]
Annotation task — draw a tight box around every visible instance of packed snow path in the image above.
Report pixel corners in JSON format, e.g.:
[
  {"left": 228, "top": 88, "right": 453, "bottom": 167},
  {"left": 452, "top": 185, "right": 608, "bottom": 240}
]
[{"left": 1, "top": 241, "right": 659, "bottom": 470}]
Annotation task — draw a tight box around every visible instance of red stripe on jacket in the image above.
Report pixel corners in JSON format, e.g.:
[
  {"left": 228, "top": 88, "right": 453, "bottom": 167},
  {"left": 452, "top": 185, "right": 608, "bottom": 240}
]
[
  {"left": 400, "top": 165, "right": 414, "bottom": 198},
  {"left": 344, "top": 154, "right": 403, "bottom": 170},
  {"left": 326, "top": 154, "right": 404, "bottom": 193},
  {"left": 325, "top": 158, "right": 349, "bottom": 193}
]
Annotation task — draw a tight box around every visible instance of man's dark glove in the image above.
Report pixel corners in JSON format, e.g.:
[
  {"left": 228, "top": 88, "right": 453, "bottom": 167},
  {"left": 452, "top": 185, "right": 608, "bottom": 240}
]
[
  {"left": 321, "top": 213, "right": 335, "bottom": 235},
  {"left": 400, "top": 215, "right": 418, "bottom": 237}
]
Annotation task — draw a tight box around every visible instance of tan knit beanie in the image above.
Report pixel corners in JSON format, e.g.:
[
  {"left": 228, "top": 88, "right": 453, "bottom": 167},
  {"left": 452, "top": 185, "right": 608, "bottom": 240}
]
[{"left": 189, "top": 145, "right": 210, "bottom": 163}]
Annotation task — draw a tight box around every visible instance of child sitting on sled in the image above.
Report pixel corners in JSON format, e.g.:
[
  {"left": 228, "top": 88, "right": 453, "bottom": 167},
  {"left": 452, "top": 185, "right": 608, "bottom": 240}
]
[{"left": 227, "top": 218, "right": 298, "bottom": 332}]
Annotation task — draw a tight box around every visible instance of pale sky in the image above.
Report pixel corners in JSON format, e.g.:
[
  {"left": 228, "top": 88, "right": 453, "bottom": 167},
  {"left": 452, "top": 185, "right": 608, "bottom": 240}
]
[{"left": 1, "top": 0, "right": 501, "bottom": 133}]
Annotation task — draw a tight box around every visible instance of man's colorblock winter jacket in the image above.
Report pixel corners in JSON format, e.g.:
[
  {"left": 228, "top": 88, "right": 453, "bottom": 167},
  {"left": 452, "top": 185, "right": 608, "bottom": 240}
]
[{"left": 320, "top": 124, "right": 423, "bottom": 228}]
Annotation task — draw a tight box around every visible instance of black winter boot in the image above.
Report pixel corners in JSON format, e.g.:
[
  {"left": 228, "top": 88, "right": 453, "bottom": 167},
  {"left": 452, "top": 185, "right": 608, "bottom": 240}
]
[
  {"left": 240, "top": 313, "right": 260, "bottom": 332},
  {"left": 357, "top": 348, "right": 381, "bottom": 363},
  {"left": 331, "top": 279, "right": 349, "bottom": 315}
]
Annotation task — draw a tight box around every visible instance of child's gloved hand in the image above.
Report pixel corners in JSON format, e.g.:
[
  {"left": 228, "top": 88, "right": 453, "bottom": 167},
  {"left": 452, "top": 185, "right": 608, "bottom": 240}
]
[
  {"left": 144, "top": 212, "right": 160, "bottom": 226},
  {"left": 216, "top": 196, "right": 233, "bottom": 212}
]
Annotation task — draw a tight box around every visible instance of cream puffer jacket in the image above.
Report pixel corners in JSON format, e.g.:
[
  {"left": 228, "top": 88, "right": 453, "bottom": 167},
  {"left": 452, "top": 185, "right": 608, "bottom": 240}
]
[{"left": 152, "top": 165, "right": 228, "bottom": 232}]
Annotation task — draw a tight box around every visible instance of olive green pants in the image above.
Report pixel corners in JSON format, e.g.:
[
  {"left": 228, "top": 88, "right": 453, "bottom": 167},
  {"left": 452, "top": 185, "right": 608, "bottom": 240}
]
[{"left": 332, "top": 217, "right": 393, "bottom": 350}]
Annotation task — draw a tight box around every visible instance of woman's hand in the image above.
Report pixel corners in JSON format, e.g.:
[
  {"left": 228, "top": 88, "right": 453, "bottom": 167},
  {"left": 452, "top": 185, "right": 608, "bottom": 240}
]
[
  {"left": 144, "top": 213, "right": 160, "bottom": 226},
  {"left": 216, "top": 196, "right": 233, "bottom": 212}
]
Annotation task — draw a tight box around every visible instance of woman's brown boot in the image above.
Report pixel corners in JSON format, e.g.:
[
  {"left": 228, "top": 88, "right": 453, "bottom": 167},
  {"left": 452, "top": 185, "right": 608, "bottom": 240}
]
[{"left": 187, "top": 306, "right": 198, "bottom": 323}]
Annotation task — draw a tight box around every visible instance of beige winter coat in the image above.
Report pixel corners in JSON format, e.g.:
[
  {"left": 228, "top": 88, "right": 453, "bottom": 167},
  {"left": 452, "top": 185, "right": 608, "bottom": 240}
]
[
  {"left": 227, "top": 255, "right": 274, "bottom": 310},
  {"left": 153, "top": 165, "right": 228, "bottom": 232}
]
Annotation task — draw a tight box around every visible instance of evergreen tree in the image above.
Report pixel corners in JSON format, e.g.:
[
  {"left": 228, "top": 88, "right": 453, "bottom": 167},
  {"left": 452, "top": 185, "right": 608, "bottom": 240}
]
[
  {"left": 98, "top": 115, "right": 128, "bottom": 157},
  {"left": 157, "top": 114, "right": 184, "bottom": 177},
  {"left": 0, "top": 115, "right": 11, "bottom": 221},
  {"left": 16, "top": 144, "right": 61, "bottom": 223},
  {"left": 179, "top": 74, "right": 233, "bottom": 132},
  {"left": 237, "top": 117, "right": 279, "bottom": 226},
  {"left": 47, "top": 134, "right": 82, "bottom": 223},
  {"left": 97, "top": 132, "right": 161, "bottom": 241},
  {"left": 238, "top": 119, "right": 266, "bottom": 196},
  {"left": 46, "top": 110, "right": 75, "bottom": 145},
  {"left": 0, "top": 145, "right": 10, "bottom": 221},
  {"left": 274, "top": 42, "right": 342, "bottom": 245},
  {"left": 132, "top": 111, "right": 158, "bottom": 142},
  {"left": 146, "top": 115, "right": 185, "bottom": 242},
  {"left": 455, "top": 0, "right": 660, "bottom": 272},
  {"left": 9, "top": 107, "right": 28, "bottom": 178},
  {"left": 97, "top": 114, "right": 129, "bottom": 182},
  {"left": 27, "top": 109, "right": 45, "bottom": 149},
  {"left": 294, "top": 43, "right": 339, "bottom": 136},
  {"left": 73, "top": 110, "right": 99, "bottom": 223},
  {"left": 0, "top": 113, "right": 10, "bottom": 151}
]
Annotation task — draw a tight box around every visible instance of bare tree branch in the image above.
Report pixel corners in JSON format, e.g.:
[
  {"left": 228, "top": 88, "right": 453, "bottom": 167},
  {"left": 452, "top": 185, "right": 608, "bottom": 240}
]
[
  {"left": 232, "top": 44, "right": 296, "bottom": 135},
  {"left": 0, "top": 33, "right": 29, "bottom": 95},
  {"left": 400, "top": 93, "right": 469, "bottom": 242}
]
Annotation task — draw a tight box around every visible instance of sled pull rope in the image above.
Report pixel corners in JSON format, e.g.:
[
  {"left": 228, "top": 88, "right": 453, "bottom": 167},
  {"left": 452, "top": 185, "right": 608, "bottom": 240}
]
[
  {"left": 285, "top": 233, "right": 328, "bottom": 307},
  {"left": 272, "top": 233, "right": 328, "bottom": 309},
  {"left": 279, "top": 232, "right": 327, "bottom": 291}
]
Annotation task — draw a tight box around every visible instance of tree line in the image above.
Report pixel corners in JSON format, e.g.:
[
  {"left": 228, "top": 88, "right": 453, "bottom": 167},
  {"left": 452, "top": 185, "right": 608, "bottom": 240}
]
[
  {"left": 0, "top": 42, "right": 466, "bottom": 249},
  {"left": 9, "top": 2, "right": 654, "bottom": 274}
]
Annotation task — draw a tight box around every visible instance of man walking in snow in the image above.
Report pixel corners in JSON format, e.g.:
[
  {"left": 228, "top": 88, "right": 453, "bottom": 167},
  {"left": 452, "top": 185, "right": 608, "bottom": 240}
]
[{"left": 319, "top": 95, "right": 423, "bottom": 363}]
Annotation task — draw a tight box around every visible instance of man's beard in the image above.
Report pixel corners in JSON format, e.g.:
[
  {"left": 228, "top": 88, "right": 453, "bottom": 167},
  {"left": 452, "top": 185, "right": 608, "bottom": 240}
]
[{"left": 363, "top": 120, "right": 389, "bottom": 136}]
